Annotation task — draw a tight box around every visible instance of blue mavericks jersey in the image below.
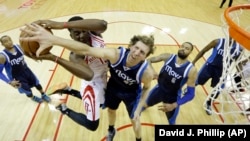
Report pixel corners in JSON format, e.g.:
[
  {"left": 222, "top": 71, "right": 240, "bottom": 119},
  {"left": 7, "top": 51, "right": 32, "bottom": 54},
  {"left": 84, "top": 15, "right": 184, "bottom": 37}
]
[
  {"left": 206, "top": 38, "right": 242, "bottom": 68},
  {"left": 1, "top": 44, "right": 28, "bottom": 79},
  {"left": 158, "top": 54, "right": 193, "bottom": 93},
  {"left": 108, "top": 47, "right": 148, "bottom": 91}
]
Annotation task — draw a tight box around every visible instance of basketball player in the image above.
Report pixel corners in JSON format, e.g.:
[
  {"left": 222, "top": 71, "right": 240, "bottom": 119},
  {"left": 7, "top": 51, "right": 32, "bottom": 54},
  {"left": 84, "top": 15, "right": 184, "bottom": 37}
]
[
  {"left": 34, "top": 16, "right": 109, "bottom": 131},
  {"left": 193, "top": 38, "right": 242, "bottom": 115},
  {"left": 232, "top": 57, "right": 250, "bottom": 93},
  {"left": 143, "top": 42, "right": 197, "bottom": 125},
  {"left": 0, "top": 35, "right": 51, "bottom": 103},
  {"left": 232, "top": 57, "right": 250, "bottom": 115},
  {"left": 19, "top": 23, "right": 155, "bottom": 141}
]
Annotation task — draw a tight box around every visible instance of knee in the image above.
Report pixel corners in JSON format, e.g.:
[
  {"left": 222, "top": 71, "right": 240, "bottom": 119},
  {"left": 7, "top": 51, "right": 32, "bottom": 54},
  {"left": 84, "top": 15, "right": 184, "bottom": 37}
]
[{"left": 87, "top": 120, "right": 99, "bottom": 131}]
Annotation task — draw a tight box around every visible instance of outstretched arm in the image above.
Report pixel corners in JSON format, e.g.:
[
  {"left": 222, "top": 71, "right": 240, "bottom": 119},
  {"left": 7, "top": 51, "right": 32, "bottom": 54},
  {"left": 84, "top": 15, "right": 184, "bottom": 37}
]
[
  {"left": 19, "top": 23, "right": 119, "bottom": 64},
  {"left": 192, "top": 39, "right": 219, "bottom": 65},
  {"left": 35, "top": 19, "right": 107, "bottom": 34},
  {"left": 147, "top": 53, "right": 171, "bottom": 79},
  {"left": 133, "top": 67, "right": 154, "bottom": 121},
  {"left": 31, "top": 53, "right": 93, "bottom": 80}
]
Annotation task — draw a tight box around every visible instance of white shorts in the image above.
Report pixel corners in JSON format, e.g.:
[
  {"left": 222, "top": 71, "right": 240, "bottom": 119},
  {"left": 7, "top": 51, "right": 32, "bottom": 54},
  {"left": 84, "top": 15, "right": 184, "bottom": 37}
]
[{"left": 80, "top": 79, "right": 106, "bottom": 121}]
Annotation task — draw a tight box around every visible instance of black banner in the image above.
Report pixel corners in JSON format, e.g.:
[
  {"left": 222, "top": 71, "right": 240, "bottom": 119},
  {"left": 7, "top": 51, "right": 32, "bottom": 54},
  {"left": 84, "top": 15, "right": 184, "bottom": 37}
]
[{"left": 155, "top": 125, "right": 250, "bottom": 140}]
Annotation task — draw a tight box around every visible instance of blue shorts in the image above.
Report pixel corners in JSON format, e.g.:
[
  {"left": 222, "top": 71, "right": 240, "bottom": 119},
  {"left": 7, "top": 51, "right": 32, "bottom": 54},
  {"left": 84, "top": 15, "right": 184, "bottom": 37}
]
[
  {"left": 104, "top": 82, "right": 141, "bottom": 119},
  {"left": 13, "top": 67, "right": 40, "bottom": 95},
  {"left": 146, "top": 85, "right": 178, "bottom": 106},
  {"left": 196, "top": 63, "right": 222, "bottom": 87},
  {"left": 145, "top": 85, "right": 179, "bottom": 125}
]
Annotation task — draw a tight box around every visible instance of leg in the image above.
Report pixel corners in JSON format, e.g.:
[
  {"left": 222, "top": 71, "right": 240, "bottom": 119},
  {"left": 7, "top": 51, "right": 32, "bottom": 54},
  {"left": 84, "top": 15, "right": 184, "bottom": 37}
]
[
  {"left": 47, "top": 82, "right": 82, "bottom": 99},
  {"left": 228, "top": 0, "right": 233, "bottom": 7},
  {"left": 220, "top": 0, "right": 227, "bottom": 8},
  {"left": 56, "top": 84, "right": 102, "bottom": 131},
  {"left": 56, "top": 105, "right": 99, "bottom": 131},
  {"left": 204, "top": 66, "right": 222, "bottom": 115},
  {"left": 107, "top": 108, "right": 116, "bottom": 141},
  {"left": 35, "top": 84, "right": 51, "bottom": 102},
  {"left": 165, "top": 107, "right": 179, "bottom": 125},
  {"left": 25, "top": 92, "right": 43, "bottom": 103},
  {"left": 205, "top": 88, "right": 221, "bottom": 115},
  {"left": 17, "top": 82, "right": 43, "bottom": 103}
]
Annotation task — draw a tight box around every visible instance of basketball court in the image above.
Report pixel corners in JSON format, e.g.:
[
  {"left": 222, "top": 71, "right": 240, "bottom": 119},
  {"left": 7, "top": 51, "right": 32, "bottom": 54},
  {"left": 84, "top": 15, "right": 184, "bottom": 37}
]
[{"left": 0, "top": 0, "right": 250, "bottom": 141}]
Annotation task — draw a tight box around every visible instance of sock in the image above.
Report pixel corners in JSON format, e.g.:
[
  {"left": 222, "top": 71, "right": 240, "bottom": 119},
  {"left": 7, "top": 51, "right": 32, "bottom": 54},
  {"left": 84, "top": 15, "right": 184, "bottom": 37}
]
[
  {"left": 108, "top": 125, "right": 114, "bottom": 132},
  {"left": 136, "top": 138, "right": 141, "bottom": 141}
]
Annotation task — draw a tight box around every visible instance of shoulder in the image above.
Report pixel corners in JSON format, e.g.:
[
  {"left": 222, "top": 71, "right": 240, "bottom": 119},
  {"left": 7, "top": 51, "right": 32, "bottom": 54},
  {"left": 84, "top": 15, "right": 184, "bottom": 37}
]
[
  {"left": 0, "top": 53, "right": 7, "bottom": 64},
  {"left": 188, "top": 65, "right": 198, "bottom": 77},
  {"left": 142, "top": 65, "right": 155, "bottom": 80}
]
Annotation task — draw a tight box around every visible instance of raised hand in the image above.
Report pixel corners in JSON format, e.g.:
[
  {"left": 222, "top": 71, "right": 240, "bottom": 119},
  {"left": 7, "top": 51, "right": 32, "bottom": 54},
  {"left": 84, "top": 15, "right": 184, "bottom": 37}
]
[{"left": 19, "top": 23, "right": 54, "bottom": 57}]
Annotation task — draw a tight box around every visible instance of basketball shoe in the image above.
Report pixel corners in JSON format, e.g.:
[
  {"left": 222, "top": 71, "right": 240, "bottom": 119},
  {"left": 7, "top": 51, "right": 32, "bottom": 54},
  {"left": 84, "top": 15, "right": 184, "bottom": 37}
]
[
  {"left": 47, "top": 82, "right": 69, "bottom": 95},
  {"left": 106, "top": 129, "right": 116, "bottom": 141},
  {"left": 42, "top": 94, "right": 51, "bottom": 102},
  {"left": 32, "top": 95, "right": 43, "bottom": 103},
  {"left": 56, "top": 103, "right": 68, "bottom": 114}
]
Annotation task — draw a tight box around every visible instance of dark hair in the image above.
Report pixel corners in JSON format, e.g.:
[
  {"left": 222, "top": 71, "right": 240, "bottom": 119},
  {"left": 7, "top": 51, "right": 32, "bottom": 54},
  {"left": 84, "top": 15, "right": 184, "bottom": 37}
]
[
  {"left": 67, "top": 16, "right": 84, "bottom": 31},
  {"left": 0, "top": 35, "right": 9, "bottom": 43}
]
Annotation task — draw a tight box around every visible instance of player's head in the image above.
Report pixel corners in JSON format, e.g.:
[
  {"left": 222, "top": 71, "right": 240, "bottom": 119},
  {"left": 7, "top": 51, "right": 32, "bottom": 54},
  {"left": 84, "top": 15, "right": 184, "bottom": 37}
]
[
  {"left": 126, "top": 35, "right": 155, "bottom": 64},
  {"left": 0, "top": 35, "right": 13, "bottom": 49},
  {"left": 67, "top": 16, "right": 84, "bottom": 32},
  {"left": 67, "top": 16, "right": 90, "bottom": 44},
  {"left": 178, "top": 42, "right": 194, "bottom": 59}
]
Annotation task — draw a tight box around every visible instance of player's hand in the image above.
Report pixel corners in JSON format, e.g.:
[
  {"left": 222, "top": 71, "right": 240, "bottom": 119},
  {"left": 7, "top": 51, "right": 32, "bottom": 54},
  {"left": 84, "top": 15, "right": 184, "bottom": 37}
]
[
  {"left": 9, "top": 79, "right": 21, "bottom": 88},
  {"left": 132, "top": 112, "right": 140, "bottom": 131},
  {"left": 28, "top": 52, "right": 54, "bottom": 61},
  {"left": 158, "top": 103, "right": 176, "bottom": 112},
  {"left": 19, "top": 23, "right": 54, "bottom": 57}
]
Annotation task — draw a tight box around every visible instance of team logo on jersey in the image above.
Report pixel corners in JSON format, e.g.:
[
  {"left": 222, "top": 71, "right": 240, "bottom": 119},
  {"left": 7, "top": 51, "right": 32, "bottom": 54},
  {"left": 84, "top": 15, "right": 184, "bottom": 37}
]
[
  {"left": 164, "top": 65, "right": 182, "bottom": 79},
  {"left": 10, "top": 56, "right": 25, "bottom": 66},
  {"left": 115, "top": 69, "right": 136, "bottom": 85}
]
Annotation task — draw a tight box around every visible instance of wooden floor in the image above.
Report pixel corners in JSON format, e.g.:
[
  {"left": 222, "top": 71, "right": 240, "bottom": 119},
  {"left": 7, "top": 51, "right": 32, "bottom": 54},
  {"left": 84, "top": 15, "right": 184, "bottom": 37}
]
[{"left": 0, "top": 0, "right": 250, "bottom": 141}]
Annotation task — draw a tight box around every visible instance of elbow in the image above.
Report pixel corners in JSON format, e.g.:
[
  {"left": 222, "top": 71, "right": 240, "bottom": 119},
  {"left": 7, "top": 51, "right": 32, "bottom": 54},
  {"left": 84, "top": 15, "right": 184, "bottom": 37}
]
[
  {"left": 100, "top": 20, "right": 108, "bottom": 31},
  {"left": 83, "top": 71, "right": 94, "bottom": 81},
  {"left": 75, "top": 69, "right": 94, "bottom": 81}
]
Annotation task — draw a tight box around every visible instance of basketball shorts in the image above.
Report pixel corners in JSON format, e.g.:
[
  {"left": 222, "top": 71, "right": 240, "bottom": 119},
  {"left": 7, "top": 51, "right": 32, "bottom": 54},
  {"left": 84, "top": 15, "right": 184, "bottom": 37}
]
[
  {"left": 15, "top": 67, "right": 40, "bottom": 95},
  {"left": 80, "top": 80, "right": 106, "bottom": 121}
]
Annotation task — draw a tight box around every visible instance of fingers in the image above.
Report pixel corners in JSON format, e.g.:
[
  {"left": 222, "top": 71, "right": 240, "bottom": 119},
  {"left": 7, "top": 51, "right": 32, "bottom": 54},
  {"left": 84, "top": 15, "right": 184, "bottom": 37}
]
[{"left": 36, "top": 47, "right": 43, "bottom": 57}]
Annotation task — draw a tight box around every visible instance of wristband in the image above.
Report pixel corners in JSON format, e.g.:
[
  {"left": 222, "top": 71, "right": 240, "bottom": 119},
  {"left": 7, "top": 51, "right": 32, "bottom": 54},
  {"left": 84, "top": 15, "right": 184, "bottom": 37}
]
[
  {"left": 63, "top": 22, "right": 68, "bottom": 28},
  {"left": 55, "top": 56, "right": 59, "bottom": 63}
]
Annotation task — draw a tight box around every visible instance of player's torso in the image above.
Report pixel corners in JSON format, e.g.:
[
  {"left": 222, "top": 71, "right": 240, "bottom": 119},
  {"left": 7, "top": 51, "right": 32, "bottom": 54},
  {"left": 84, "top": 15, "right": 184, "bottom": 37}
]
[
  {"left": 158, "top": 54, "right": 192, "bottom": 90},
  {"left": 207, "top": 38, "right": 242, "bottom": 67},
  {"left": 84, "top": 33, "right": 108, "bottom": 82},
  {"left": 108, "top": 47, "right": 148, "bottom": 91},
  {"left": 2, "top": 45, "right": 27, "bottom": 74}
]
